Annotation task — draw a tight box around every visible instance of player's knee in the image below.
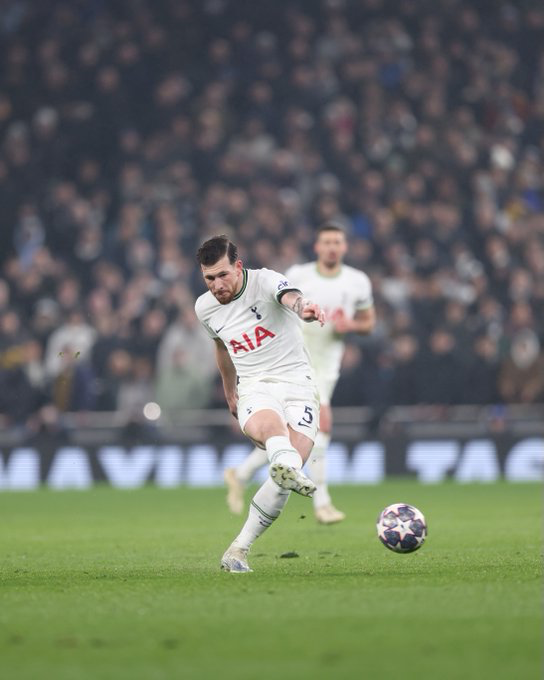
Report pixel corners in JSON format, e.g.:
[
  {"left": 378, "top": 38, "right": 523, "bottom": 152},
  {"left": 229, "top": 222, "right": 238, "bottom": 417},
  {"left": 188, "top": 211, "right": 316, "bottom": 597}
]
[
  {"left": 244, "top": 409, "right": 288, "bottom": 444},
  {"left": 288, "top": 429, "right": 314, "bottom": 462}
]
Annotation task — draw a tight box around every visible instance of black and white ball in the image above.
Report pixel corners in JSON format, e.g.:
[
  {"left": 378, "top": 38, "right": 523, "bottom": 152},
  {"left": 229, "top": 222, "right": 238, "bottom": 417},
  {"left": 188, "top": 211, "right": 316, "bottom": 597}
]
[{"left": 377, "top": 503, "right": 427, "bottom": 553}]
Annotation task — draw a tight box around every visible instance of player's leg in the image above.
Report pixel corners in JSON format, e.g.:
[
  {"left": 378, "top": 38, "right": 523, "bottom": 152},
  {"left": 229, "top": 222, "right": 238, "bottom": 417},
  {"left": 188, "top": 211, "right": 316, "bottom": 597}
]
[
  {"left": 224, "top": 446, "right": 268, "bottom": 514},
  {"left": 308, "top": 403, "right": 346, "bottom": 524},
  {"left": 220, "top": 475, "right": 290, "bottom": 572},
  {"left": 221, "top": 409, "right": 315, "bottom": 573},
  {"left": 223, "top": 409, "right": 311, "bottom": 514},
  {"left": 237, "top": 383, "right": 316, "bottom": 492},
  {"left": 286, "top": 426, "right": 314, "bottom": 461},
  {"left": 243, "top": 409, "right": 316, "bottom": 495}
]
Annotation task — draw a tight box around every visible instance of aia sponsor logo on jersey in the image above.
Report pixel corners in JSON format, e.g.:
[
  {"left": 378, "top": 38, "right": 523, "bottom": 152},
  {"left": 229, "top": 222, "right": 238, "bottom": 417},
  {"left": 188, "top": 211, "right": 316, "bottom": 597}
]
[{"left": 229, "top": 326, "right": 276, "bottom": 353}]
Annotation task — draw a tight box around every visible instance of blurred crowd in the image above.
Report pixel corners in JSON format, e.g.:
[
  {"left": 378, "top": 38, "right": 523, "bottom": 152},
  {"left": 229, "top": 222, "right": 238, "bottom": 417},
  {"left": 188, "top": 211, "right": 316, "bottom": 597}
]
[{"left": 0, "top": 0, "right": 544, "bottom": 431}]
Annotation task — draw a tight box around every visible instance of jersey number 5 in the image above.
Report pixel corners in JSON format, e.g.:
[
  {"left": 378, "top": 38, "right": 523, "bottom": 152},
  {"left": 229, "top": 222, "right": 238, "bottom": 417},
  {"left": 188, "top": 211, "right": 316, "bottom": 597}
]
[{"left": 298, "top": 406, "right": 313, "bottom": 428}]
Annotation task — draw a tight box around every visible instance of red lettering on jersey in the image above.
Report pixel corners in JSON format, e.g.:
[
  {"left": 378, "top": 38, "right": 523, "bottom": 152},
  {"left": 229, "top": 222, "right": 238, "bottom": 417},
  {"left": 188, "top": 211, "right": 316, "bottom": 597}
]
[
  {"left": 229, "top": 327, "right": 276, "bottom": 353},
  {"left": 255, "top": 326, "right": 276, "bottom": 347},
  {"left": 242, "top": 333, "right": 255, "bottom": 350},
  {"left": 230, "top": 339, "right": 249, "bottom": 354}
]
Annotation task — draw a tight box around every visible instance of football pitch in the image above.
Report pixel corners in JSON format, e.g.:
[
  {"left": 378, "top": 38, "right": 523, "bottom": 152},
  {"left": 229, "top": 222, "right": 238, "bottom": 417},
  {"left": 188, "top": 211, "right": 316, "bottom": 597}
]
[{"left": 0, "top": 482, "right": 541, "bottom": 680}]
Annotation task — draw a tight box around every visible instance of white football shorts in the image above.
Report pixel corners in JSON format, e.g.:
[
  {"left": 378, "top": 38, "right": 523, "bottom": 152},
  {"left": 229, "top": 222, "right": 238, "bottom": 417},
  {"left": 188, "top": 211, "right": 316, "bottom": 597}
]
[{"left": 237, "top": 378, "right": 320, "bottom": 442}]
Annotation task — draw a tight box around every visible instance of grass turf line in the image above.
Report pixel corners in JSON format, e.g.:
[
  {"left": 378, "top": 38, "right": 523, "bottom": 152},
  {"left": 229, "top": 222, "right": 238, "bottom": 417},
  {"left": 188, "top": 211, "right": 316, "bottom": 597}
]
[{"left": 0, "top": 482, "right": 541, "bottom": 680}]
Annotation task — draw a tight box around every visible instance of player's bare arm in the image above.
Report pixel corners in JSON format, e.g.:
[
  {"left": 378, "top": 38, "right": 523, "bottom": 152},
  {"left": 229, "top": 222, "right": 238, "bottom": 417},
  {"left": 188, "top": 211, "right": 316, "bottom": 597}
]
[
  {"left": 280, "top": 290, "right": 325, "bottom": 326},
  {"left": 332, "top": 306, "right": 376, "bottom": 335},
  {"left": 214, "top": 338, "right": 238, "bottom": 417}
]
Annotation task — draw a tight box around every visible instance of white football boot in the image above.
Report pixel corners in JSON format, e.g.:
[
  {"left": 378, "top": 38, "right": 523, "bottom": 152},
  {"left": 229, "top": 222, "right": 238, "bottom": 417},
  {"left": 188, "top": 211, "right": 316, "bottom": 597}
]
[
  {"left": 220, "top": 545, "right": 252, "bottom": 573},
  {"left": 269, "top": 463, "right": 316, "bottom": 497},
  {"left": 315, "top": 504, "right": 346, "bottom": 525},
  {"left": 224, "top": 467, "right": 244, "bottom": 515}
]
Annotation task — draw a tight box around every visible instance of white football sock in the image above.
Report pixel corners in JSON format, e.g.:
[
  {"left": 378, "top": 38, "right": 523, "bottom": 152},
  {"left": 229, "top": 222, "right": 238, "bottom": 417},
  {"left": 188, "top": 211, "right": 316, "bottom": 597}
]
[
  {"left": 236, "top": 447, "right": 269, "bottom": 484},
  {"left": 307, "top": 431, "right": 332, "bottom": 509},
  {"left": 233, "top": 477, "right": 291, "bottom": 550},
  {"left": 265, "top": 435, "right": 303, "bottom": 469}
]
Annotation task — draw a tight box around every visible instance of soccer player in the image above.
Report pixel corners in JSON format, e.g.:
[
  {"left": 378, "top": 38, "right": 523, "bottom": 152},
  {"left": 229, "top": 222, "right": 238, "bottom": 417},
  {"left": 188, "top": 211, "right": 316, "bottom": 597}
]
[
  {"left": 195, "top": 235, "right": 325, "bottom": 573},
  {"left": 224, "top": 223, "right": 375, "bottom": 524}
]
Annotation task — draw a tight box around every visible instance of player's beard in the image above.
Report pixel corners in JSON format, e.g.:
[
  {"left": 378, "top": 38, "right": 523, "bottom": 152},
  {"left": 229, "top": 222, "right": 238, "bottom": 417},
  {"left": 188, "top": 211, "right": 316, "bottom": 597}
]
[{"left": 214, "top": 289, "right": 234, "bottom": 304}]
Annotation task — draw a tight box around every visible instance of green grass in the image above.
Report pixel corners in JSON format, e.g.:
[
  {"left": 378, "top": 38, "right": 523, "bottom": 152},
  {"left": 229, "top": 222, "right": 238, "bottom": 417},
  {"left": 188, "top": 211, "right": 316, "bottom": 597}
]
[{"left": 0, "top": 483, "right": 541, "bottom": 680}]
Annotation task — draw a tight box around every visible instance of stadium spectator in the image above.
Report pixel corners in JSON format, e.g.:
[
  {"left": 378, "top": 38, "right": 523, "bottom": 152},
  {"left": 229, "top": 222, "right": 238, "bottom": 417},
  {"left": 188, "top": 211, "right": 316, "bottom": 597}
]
[
  {"left": 463, "top": 333, "right": 501, "bottom": 405},
  {"left": 498, "top": 329, "right": 544, "bottom": 404},
  {"left": 0, "top": 0, "right": 543, "bottom": 425},
  {"left": 156, "top": 307, "right": 215, "bottom": 377},
  {"left": 95, "top": 348, "right": 133, "bottom": 412},
  {"left": 417, "top": 328, "right": 464, "bottom": 405},
  {"left": 156, "top": 346, "right": 213, "bottom": 418},
  {"left": 387, "top": 332, "right": 422, "bottom": 406},
  {"left": 44, "top": 309, "right": 96, "bottom": 379},
  {"left": 332, "top": 343, "right": 367, "bottom": 407},
  {"left": 116, "top": 355, "right": 155, "bottom": 419},
  {"left": 0, "top": 308, "right": 39, "bottom": 423},
  {"left": 49, "top": 344, "right": 95, "bottom": 413}
]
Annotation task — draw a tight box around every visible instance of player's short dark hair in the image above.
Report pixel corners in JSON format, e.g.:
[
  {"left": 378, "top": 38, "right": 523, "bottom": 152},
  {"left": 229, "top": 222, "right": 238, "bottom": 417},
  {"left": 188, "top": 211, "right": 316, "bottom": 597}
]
[
  {"left": 316, "top": 222, "right": 346, "bottom": 237},
  {"left": 196, "top": 235, "right": 238, "bottom": 266}
]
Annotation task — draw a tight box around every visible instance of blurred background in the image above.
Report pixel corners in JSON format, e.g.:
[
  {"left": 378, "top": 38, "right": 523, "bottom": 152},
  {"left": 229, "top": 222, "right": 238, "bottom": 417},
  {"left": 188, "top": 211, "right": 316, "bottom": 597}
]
[{"left": 0, "top": 0, "right": 543, "bottom": 486}]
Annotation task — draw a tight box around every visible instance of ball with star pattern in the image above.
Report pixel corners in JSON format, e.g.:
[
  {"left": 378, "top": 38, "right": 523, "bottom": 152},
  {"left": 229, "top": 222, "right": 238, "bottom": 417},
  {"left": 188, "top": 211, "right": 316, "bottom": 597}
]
[{"left": 376, "top": 503, "right": 427, "bottom": 553}]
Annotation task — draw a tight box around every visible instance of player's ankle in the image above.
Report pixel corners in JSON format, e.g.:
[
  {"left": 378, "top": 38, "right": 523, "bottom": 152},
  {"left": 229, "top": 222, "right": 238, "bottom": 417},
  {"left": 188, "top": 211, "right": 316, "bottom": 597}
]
[{"left": 265, "top": 435, "right": 302, "bottom": 469}]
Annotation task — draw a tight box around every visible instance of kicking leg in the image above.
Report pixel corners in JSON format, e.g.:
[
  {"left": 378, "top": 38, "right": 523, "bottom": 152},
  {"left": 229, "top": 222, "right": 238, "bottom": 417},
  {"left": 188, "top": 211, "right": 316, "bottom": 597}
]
[
  {"left": 244, "top": 409, "right": 316, "bottom": 497},
  {"left": 221, "top": 412, "right": 315, "bottom": 573}
]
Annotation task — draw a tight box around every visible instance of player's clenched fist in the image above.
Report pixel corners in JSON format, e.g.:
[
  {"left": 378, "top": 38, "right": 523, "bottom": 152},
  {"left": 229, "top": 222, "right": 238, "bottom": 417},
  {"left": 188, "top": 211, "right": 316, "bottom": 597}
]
[{"left": 300, "top": 301, "right": 325, "bottom": 326}]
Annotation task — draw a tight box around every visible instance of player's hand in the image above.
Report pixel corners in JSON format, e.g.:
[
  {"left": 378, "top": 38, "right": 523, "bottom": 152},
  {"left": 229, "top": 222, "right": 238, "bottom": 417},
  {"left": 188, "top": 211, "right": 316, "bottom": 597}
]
[
  {"left": 301, "top": 303, "right": 325, "bottom": 326},
  {"left": 331, "top": 309, "right": 353, "bottom": 334}
]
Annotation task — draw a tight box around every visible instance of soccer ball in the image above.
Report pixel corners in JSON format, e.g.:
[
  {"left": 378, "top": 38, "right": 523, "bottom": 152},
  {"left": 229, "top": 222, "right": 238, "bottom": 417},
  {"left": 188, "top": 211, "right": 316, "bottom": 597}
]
[{"left": 376, "top": 503, "right": 427, "bottom": 553}]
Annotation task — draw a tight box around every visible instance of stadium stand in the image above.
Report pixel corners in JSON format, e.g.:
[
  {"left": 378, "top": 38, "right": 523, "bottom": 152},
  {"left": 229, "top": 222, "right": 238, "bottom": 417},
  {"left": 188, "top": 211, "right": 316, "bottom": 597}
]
[{"left": 0, "top": 0, "right": 543, "bottom": 429}]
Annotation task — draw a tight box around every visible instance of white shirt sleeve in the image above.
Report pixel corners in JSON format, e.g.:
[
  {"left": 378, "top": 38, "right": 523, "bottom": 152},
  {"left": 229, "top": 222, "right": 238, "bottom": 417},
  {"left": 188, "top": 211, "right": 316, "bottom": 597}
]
[
  {"left": 353, "top": 271, "right": 374, "bottom": 311},
  {"left": 258, "top": 268, "right": 301, "bottom": 303},
  {"left": 194, "top": 297, "right": 219, "bottom": 339},
  {"left": 201, "top": 320, "right": 219, "bottom": 339}
]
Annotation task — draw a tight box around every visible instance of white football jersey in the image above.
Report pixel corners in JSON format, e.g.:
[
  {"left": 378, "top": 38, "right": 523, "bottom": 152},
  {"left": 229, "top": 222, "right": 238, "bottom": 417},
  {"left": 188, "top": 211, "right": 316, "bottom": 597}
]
[
  {"left": 195, "top": 268, "right": 314, "bottom": 385},
  {"left": 286, "top": 262, "right": 373, "bottom": 381}
]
